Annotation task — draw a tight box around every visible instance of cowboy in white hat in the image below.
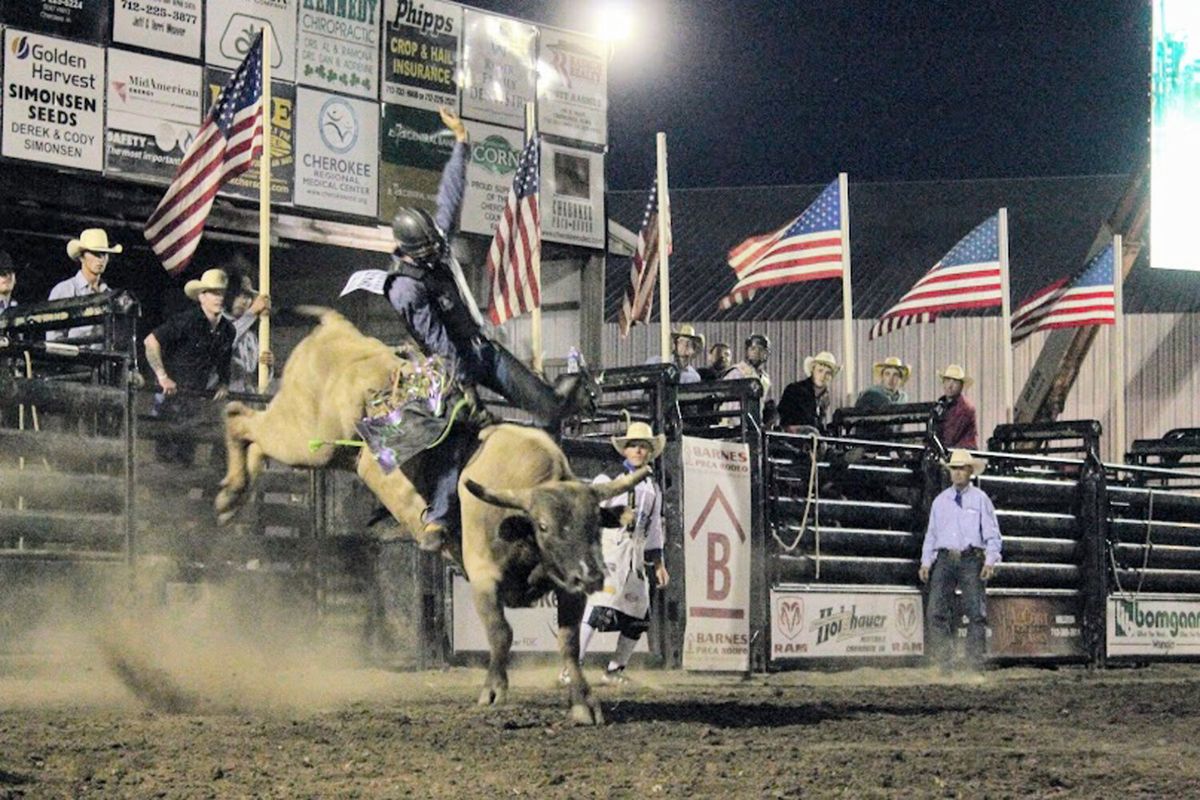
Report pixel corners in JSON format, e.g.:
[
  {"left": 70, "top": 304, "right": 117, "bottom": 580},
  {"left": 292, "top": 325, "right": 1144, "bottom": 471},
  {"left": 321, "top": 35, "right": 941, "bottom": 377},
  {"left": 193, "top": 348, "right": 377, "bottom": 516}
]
[
  {"left": 224, "top": 274, "right": 274, "bottom": 394},
  {"left": 777, "top": 350, "right": 839, "bottom": 433},
  {"left": 46, "top": 228, "right": 124, "bottom": 343},
  {"left": 934, "top": 363, "right": 978, "bottom": 449},
  {"left": 919, "top": 447, "right": 1001, "bottom": 672},
  {"left": 576, "top": 418, "right": 669, "bottom": 686},
  {"left": 645, "top": 323, "right": 704, "bottom": 383},
  {"left": 143, "top": 269, "right": 236, "bottom": 464},
  {"left": 855, "top": 356, "right": 912, "bottom": 410}
]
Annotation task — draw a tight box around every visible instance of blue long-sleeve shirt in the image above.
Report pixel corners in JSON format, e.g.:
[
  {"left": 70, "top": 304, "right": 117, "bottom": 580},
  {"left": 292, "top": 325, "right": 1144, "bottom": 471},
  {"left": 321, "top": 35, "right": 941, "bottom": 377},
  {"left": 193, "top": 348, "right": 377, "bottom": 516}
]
[
  {"left": 434, "top": 139, "right": 468, "bottom": 235},
  {"left": 920, "top": 484, "right": 1002, "bottom": 567}
]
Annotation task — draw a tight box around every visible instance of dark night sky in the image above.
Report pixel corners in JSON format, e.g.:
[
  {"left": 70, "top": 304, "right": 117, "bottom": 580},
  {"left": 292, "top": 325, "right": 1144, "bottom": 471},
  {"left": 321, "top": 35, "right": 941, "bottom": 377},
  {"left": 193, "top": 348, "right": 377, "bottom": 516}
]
[{"left": 469, "top": 0, "right": 1152, "bottom": 190}]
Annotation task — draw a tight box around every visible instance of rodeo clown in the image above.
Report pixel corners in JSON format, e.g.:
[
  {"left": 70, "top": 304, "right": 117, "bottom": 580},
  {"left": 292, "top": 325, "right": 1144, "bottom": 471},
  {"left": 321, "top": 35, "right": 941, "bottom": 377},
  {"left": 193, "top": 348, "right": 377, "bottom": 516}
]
[
  {"left": 384, "top": 107, "right": 586, "bottom": 548},
  {"left": 574, "top": 420, "right": 671, "bottom": 685}
]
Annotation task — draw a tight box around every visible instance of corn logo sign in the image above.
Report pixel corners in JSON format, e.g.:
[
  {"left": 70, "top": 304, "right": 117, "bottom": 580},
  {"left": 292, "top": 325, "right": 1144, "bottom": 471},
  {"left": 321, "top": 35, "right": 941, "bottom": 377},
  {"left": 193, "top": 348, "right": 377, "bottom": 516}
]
[
  {"left": 459, "top": 122, "right": 523, "bottom": 236},
  {"left": 682, "top": 436, "right": 752, "bottom": 672}
]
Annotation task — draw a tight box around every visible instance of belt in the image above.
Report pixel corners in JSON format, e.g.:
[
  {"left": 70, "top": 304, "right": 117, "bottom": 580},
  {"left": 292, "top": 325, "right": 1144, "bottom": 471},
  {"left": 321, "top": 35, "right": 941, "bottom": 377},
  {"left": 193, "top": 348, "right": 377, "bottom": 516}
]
[{"left": 936, "top": 546, "right": 983, "bottom": 561}]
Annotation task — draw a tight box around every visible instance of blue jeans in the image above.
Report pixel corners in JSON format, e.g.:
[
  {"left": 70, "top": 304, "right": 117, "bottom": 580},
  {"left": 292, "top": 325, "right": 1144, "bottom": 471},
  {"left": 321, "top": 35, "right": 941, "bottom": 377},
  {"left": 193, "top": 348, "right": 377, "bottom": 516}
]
[{"left": 927, "top": 548, "right": 988, "bottom": 669}]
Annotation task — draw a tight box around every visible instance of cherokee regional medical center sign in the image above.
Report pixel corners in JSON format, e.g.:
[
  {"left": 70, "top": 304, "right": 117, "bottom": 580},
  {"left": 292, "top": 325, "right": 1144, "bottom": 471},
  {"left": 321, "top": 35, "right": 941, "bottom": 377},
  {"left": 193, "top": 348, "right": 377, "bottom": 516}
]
[{"left": 682, "top": 436, "right": 753, "bottom": 672}]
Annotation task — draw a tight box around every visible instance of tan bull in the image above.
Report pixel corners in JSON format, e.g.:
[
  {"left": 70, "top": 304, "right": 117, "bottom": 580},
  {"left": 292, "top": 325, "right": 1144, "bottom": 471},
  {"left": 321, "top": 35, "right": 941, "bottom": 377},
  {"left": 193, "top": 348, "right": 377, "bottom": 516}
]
[{"left": 215, "top": 308, "right": 638, "bottom": 724}]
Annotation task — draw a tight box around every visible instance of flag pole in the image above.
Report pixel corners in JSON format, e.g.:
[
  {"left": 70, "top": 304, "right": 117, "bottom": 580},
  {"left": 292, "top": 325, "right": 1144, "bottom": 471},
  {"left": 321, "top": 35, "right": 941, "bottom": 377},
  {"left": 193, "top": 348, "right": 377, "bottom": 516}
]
[
  {"left": 998, "top": 207, "right": 1013, "bottom": 424},
  {"left": 256, "top": 29, "right": 273, "bottom": 393},
  {"left": 656, "top": 132, "right": 671, "bottom": 362},
  {"left": 1112, "top": 233, "right": 1126, "bottom": 460},
  {"left": 838, "top": 172, "right": 855, "bottom": 402},
  {"left": 525, "top": 102, "right": 543, "bottom": 373}
]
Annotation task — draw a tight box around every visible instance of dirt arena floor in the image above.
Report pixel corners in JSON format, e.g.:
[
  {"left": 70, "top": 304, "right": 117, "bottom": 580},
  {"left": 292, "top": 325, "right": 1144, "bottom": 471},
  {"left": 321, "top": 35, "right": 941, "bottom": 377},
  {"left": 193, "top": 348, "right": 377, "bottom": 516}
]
[{"left": 3, "top": 653, "right": 1199, "bottom": 799}]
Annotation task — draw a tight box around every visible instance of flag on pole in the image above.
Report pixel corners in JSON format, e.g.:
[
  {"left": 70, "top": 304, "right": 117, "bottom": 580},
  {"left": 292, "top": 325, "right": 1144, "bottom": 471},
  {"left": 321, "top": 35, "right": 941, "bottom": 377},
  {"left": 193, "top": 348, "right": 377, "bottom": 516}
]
[
  {"left": 618, "top": 178, "right": 671, "bottom": 336},
  {"left": 1011, "top": 243, "right": 1116, "bottom": 344},
  {"left": 144, "top": 34, "right": 264, "bottom": 275},
  {"left": 869, "top": 214, "right": 1003, "bottom": 339},
  {"left": 486, "top": 137, "right": 541, "bottom": 325},
  {"left": 718, "top": 179, "right": 844, "bottom": 310}
]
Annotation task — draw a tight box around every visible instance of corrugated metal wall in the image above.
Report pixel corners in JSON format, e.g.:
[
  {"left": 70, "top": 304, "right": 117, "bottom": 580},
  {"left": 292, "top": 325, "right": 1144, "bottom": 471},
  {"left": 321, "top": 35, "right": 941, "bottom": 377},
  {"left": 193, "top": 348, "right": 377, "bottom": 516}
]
[{"left": 593, "top": 314, "right": 1200, "bottom": 461}]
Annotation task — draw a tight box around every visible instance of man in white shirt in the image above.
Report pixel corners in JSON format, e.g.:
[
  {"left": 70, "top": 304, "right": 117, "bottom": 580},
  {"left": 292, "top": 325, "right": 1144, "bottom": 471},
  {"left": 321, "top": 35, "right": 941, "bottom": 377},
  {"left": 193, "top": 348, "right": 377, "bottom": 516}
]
[{"left": 47, "top": 228, "right": 122, "bottom": 343}]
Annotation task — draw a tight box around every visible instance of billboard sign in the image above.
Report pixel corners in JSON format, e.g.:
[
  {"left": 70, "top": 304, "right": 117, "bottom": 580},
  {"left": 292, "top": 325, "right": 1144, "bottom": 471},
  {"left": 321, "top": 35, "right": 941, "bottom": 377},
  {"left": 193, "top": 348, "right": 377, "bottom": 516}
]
[
  {"left": 105, "top": 49, "right": 203, "bottom": 183},
  {"left": 770, "top": 590, "right": 924, "bottom": 660},
  {"left": 541, "top": 139, "right": 604, "bottom": 249},
  {"left": 113, "top": 0, "right": 202, "bottom": 59},
  {"left": 459, "top": 9, "right": 535, "bottom": 129},
  {"left": 537, "top": 27, "right": 607, "bottom": 146},
  {"left": 297, "top": 0, "right": 381, "bottom": 99},
  {"left": 382, "top": 0, "right": 461, "bottom": 110},
  {"left": 293, "top": 87, "right": 380, "bottom": 217}
]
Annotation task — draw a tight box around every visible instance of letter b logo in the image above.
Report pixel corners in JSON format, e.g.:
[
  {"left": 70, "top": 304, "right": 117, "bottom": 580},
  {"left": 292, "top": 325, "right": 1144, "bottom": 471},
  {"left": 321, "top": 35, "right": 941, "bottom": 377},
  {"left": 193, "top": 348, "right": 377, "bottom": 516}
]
[{"left": 707, "top": 533, "right": 731, "bottom": 601}]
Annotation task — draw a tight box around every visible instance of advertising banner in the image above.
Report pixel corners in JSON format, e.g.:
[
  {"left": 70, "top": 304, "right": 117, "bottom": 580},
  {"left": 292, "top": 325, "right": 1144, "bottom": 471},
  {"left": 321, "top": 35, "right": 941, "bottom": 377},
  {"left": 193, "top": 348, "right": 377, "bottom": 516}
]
[
  {"left": 459, "top": 9, "right": 535, "bottom": 129},
  {"left": 769, "top": 590, "right": 923, "bottom": 660},
  {"left": 681, "top": 436, "right": 752, "bottom": 671},
  {"left": 112, "top": 0, "right": 202, "bottom": 59},
  {"left": 988, "top": 595, "right": 1083, "bottom": 658},
  {"left": 378, "top": 103, "right": 455, "bottom": 223},
  {"left": 206, "top": 0, "right": 298, "bottom": 82},
  {"left": 537, "top": 27, "right": 607, "bottom": 146},
  {"left": 540, "top": 139, "right": 604, "bottom": 249},
  {"left": 206, "top": 68, "right": 296, "bottom": 204},
  {"left": 297, "top": 0, "right": 381, "bottom": 99},
  {"left": 1107, "top": 595, "right": 1200, "bottom": 656},
  {"left": 4, "top": 0, "right": 106, "bottom": 42},
  {"left": 450, "top": 576, "right": 647, "bottom": 654},
  {"left": 2, "top": 30, "right": 104, "bottom": 172},
  {"left": 293, "top": 87, "right": 380, "bottom": 217},
  {"left": 459, "top": 120, "right": 523, "bottom": 237},
  {"left": 105, "top": 49, "right": 203, "bottom": 183},
  {"left": 382, "top": 0, "right": 461, "bottom": 111}
]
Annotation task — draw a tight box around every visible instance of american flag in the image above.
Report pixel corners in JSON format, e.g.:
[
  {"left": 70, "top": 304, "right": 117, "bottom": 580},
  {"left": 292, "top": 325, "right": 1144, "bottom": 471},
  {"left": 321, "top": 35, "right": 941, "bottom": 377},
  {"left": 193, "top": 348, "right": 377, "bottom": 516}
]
[
  {"left": 618, "top": 179, "right": 670, "bottom": 336},
  {"left": 486, "top": 137, "right": 541, "bottom": 325},
  {"left": 718, "top": 178, "right": 844, "bottom": 310},
  {"left": 1011, "top": 243, "right": 1116, "bottom": 344},
  {"left": 869, "top": 214, "right": 1003, "bottom": 339},
  {"left": 144, "top": 34, "right": 264, "bottom": 275}
]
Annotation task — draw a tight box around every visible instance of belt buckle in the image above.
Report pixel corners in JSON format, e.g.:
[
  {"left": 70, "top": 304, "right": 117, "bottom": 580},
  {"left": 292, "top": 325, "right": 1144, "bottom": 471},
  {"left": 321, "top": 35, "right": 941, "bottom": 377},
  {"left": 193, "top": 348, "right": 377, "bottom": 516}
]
[{"left": 940, "top": 548, "right": 961, "bottom": 565}]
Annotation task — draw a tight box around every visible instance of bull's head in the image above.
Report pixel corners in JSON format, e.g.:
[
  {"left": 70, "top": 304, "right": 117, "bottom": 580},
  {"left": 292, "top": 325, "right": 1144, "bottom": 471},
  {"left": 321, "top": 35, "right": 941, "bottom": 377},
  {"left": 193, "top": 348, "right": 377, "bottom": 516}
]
[{"left": 465, "top": 467, "right": 652, "bottom": 594}]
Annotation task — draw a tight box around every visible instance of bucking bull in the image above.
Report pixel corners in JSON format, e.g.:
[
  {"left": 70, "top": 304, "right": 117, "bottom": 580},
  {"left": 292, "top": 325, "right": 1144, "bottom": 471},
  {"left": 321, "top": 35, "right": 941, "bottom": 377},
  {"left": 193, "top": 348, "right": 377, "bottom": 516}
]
[{"left": 214, "top": 308, "right": 639, "bottom": 724}]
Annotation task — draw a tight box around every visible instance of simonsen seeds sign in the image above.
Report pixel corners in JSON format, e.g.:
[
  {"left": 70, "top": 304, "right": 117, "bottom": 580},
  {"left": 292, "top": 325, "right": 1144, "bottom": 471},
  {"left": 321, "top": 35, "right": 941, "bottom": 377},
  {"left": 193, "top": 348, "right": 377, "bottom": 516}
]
[{"left": 2, "top": 30, "right": 104, "bottom": 171}]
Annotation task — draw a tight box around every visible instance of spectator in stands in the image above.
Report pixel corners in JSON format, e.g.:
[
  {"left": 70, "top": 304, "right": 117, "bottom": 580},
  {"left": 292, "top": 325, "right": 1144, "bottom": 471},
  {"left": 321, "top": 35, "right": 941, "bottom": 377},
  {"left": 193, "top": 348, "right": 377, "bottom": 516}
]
[
  {"left": 0, "top": 250, "right": 16, "bottom": 314},
  {"left": 646, "top": 323, "right": 703, "bottom": 383},
  {"left": 724, "top": 333, "right": 774, "bottom": 424},
  {"left": 855, "top": 356, "right": 911, "bottom": 410},
  {"left": 777, "top": 351, "right": 840, "bottom": 433},
  {"left": 576, "top": 420, "right": 669, "bottom": 685},
  {"left": 697, "top": 341, "right": 731, "bottom": 381},
  {"left": 934, "top": 364, "right": 978, "bottom": 448},
  {"left": 47, "top": 228, "right": 122, "bottom": 343},
  {"left": 919, "top": 449, "right": 1001, "bottom": 672},
  {"left": 143, "top": 269, "right": 235, "bottom": 464},
  {"left": 225, "top": 275, "right": 273, "bottom": 394}
]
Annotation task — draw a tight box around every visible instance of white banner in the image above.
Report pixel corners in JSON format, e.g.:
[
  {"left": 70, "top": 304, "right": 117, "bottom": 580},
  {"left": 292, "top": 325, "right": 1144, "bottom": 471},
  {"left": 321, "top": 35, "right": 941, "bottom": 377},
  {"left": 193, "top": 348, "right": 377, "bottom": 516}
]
[
  {"left": 1107, "top": 596, "right": 1200, "bottom": 656},
  {"left": 297, "top": 0, "right": 381, "bottom": 99},
  {"left": 113, "top": 0, "right": 202, "bottom": 59},
  {"left": 541, "top": 139, "right": 604, "bottom": 249},
  {"left": 770, "top": 590, "right": 924, "bottom": 660},
  {"left": 681, "top": 436, "right": 752, "bottom": 671},
  {"left": 537, "top": 27, "right": 607, "bottom": 146},
  {"left": 382, "top": 0, "right": 461, "bottom": 110},
  {"left": 293, "top": 88, "right": 380, "bottom": 217},
  {"left": 450, "top": 576, "right": 646, "bottom": 654},
  {"left": 459, "top": 9, "right": 536, "bottom": 129},
  {"left": 2, "top": 30, "right": 105, "bottom": 172},
  {"left": 206, "top": 0, "right": 298, "bottom": 82},
  {"left": 459, "top": 121, "right": 523, "bottom": 236},
  {"left": 105, "top": 49, "right": 203, "bottom": 182}
]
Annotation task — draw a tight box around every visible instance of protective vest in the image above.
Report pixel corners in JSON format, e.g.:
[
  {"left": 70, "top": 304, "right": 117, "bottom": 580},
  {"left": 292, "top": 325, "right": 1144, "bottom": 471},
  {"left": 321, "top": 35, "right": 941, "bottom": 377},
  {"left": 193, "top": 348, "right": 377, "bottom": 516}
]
[{"left": 392, "top": 261, "right": 482, "bottom": 348}]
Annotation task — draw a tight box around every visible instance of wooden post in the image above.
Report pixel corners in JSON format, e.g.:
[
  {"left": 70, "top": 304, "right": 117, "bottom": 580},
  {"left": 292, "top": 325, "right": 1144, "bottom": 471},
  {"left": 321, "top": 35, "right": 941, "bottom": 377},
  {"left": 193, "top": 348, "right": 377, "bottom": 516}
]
[
  {"left": 525, "top": 102, "right": 542, "bottom": 373},
  {"left": 998, "top": 208, "right": 1014, "bottom": 424},
  {"left": 256, "top": 28, "right": 273, "bottom": 393},
  {"left": 656, "top": 133, "right": 671, "bottom": 362},
  {"left": 838, "top": 173, "right": 855, "bottom": 402},
  {"left": 1112, "top": 234, "right": 1126, "bottom": 460}
]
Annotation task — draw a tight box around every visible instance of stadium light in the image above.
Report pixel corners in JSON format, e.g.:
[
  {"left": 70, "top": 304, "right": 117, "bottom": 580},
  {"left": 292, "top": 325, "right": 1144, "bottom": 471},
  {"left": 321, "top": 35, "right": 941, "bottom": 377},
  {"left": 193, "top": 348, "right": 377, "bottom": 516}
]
[{"left": 592, "top": 0, "right": 634, "bottom": 45}]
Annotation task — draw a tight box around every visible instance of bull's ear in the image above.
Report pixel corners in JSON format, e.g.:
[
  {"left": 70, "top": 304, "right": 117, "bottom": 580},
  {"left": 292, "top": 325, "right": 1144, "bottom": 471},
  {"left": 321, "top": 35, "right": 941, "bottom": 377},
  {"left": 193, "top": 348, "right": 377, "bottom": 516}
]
[
  {"left": 464, "top": 479, "right": 528, "bottom": 512},
  {"left": 592, "top": 466, "right": 651, "bottom": 502}
]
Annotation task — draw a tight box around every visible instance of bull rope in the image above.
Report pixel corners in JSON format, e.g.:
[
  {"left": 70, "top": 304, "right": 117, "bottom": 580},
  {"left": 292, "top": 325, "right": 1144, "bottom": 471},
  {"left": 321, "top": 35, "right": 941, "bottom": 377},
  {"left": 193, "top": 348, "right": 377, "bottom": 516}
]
[
  {"left": 1108, "top": 488, "right": 1155, "bottom": 598},
  {"left": 770, "top": 434, "right": 821, "bottom": 579}
]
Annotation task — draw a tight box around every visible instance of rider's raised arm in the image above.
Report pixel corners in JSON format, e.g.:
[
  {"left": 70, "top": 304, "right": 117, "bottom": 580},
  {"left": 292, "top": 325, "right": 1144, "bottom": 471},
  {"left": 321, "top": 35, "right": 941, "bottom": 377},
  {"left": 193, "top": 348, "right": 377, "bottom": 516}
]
[{"left": 435, "top": 107, "right": 470, "bottom": 237}]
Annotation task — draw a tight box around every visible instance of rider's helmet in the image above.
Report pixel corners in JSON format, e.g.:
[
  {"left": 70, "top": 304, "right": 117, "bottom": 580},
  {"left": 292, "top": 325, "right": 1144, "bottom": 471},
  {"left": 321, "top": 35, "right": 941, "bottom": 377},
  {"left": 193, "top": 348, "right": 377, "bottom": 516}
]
[{"left": 391, "top": 207, "right": 448, "bottom": 270}]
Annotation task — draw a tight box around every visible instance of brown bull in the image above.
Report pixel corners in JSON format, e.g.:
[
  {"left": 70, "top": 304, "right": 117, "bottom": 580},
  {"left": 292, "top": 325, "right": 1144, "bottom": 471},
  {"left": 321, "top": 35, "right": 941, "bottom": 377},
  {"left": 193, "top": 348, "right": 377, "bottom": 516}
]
[{"left": 215, "top": 307, "right": 639, "bottom": 723}]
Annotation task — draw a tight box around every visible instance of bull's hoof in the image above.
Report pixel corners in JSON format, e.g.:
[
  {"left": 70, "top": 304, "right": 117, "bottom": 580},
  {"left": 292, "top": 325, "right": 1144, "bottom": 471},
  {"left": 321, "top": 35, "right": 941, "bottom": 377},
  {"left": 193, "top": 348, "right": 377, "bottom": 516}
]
[
  {"left": 569, "top": 700, "right": 604, "bottom": 726},
  {"left": 477, "top": 685, "right": 508, "bottom": 706}
]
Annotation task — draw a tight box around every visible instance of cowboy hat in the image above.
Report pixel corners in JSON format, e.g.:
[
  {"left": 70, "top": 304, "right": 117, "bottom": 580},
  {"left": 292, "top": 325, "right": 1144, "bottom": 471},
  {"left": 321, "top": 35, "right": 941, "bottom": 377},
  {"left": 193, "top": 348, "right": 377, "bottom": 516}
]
[
  {"left": 804, "top": 351, "right": 841, "bottom": 377},
  {"left": 937, "top": 363, "right": 974, "bottom": 389},
  {"left": 671, "top": 323, "right": 704, "bottom": 349},
  {"left": 66, "top": 229, "right": 123, "bottom": 261},
  {"left": 184, "top": 268, "right": 229, "bottom": 300},
  {"left": 873, "top": 356, "right": 911, "bottom": 384},
  {"left": 942, "top": 448, "right": 986, "bottom": 475},
  {"left": 611, "top": 420, "right": 666, "bottom": 460}
]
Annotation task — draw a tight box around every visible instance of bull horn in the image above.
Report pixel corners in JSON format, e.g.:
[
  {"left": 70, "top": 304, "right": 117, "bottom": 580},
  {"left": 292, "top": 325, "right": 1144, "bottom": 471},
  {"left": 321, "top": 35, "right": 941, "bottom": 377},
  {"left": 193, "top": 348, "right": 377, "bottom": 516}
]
[
  {"left": 464, "top": 479, "right": 527, "bottom": 511},
  {"left": 592, "top": 466, "right": 652, "bottom": 501}
]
